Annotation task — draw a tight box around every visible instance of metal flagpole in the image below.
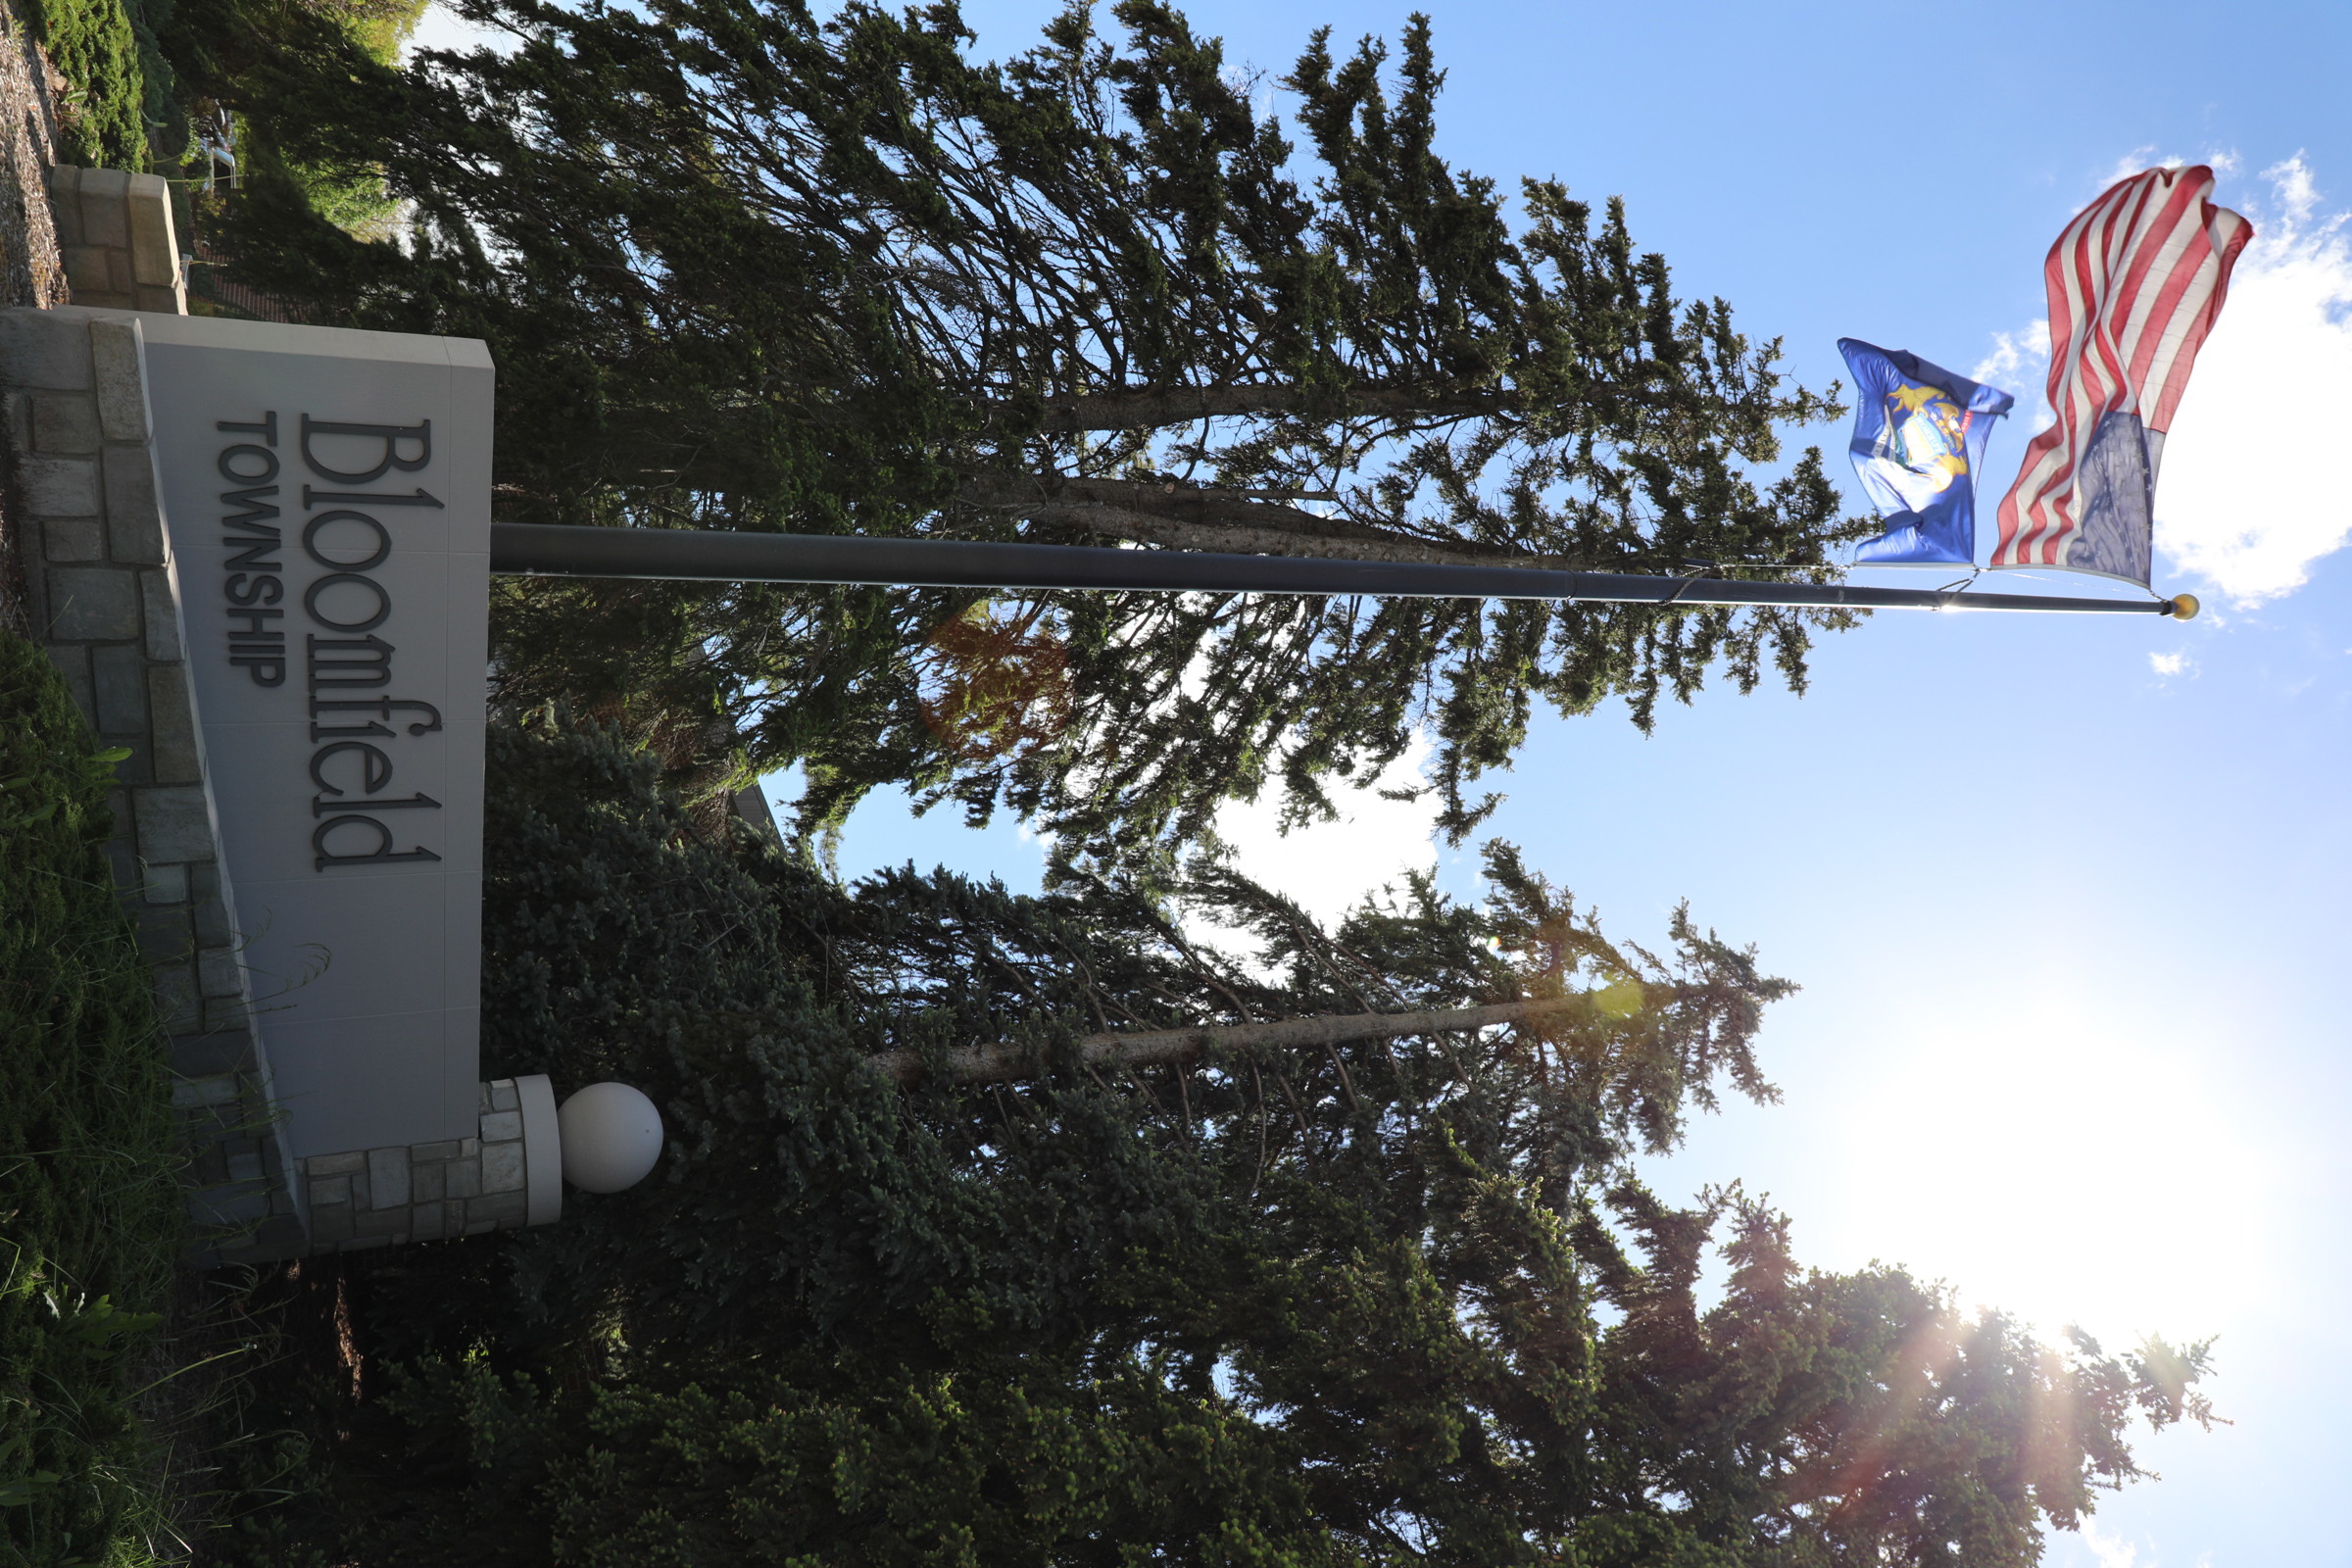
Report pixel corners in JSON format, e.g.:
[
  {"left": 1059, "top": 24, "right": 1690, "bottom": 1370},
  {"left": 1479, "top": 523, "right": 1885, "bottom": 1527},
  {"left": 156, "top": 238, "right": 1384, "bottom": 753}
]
[{"left": 487, "top": 522, "right": 2200, "bottom": 619}]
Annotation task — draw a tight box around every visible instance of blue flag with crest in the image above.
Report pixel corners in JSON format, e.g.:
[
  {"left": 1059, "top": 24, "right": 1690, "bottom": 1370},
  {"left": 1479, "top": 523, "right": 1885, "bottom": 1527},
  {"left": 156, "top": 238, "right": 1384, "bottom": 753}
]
[{"left": 1838, "top": 338, "right": 2016, "bottom": 566}]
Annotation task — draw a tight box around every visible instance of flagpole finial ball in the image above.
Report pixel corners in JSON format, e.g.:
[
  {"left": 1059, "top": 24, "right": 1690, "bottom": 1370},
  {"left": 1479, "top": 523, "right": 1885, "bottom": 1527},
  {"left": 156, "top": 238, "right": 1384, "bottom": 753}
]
[
  {"left": 2169, "top": 593, "right": 2201, "bottom": 620},
  {"left": 556, "top": 1082, "right": 663, "bottom": 1193}
]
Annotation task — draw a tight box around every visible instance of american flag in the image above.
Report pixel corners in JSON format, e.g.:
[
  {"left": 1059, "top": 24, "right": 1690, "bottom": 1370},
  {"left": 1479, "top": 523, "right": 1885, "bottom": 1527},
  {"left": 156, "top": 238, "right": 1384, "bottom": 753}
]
[{"left": 1989, "top": 166, "right": 2252, "bottom": 585}]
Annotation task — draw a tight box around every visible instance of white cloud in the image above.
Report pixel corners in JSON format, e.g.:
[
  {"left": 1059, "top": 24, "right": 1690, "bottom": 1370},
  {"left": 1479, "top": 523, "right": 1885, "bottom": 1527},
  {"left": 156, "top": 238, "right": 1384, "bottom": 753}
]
[
  {"left": 1208, "top": 736, "right": 1442, "bottom": 930},
  {"left": 1971, "top": 318, "right": 2050, "bottom": 392},
  {"left": 2104, "top": 146, "right": 2185, "bottom": 185},
  {"left": 2157, "top": 155, "right": 2352, "bottom": 603},
  {"left": 2082, "top": 1523, "right": 2145, "bottom": 1568},
  {"left": 2148, "top": 651, "right": 2190, "bottom": 677}
]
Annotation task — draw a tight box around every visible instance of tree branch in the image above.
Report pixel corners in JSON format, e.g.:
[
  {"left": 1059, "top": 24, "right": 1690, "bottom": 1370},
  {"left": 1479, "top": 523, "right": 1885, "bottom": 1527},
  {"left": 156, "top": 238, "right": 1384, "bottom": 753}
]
[{"left": 1022, "top": 382, "right": 1512, "bottom": 431}]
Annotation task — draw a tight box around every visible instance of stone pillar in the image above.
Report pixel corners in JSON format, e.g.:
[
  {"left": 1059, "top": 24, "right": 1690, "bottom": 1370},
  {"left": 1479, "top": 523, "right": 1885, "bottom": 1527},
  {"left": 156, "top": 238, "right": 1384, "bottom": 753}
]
[
  {"left": 2, "top": 305, "right": 303, "bottom": 1264},
  {"left": 47, "top": 167, "right": 186, "bottom": 315},
  {"left": 296, "top": 1075, "right": 564, "bottom": 1251}
]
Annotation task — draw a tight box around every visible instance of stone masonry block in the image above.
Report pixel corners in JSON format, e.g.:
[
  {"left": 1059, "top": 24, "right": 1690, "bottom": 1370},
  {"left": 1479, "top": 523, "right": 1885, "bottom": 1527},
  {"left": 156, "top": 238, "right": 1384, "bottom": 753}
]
[
  {"left": 41, "top": 514, "right": 102, "bottom": 563},
  {"left": 189, "top": 863, "right": 230, "bottom": 941},
  {"left": 187, "top": 1144, "right": 229, "bottom": 1186},
  {"left": 227, "top": 1149, "right": 264, "bottom": 1185},
  {"left": 148, "top": 665, "right": 200, "bottom": 782},
  {"left": 153, "top": 964, "right": 201, "bottom": 1033},
  {"left": 307, "top": 1150, "right": 366, "bottom": 1176},
  {"left": 311, "top": 1203, "right": 354, "bottom": 1244},
  {"left": 135, "top": 907, "right": 192, "bottom": 963},
  {"left": 135, "top": 284, "right": 182, "bottom": 314},
  {"left": 43, "top": 566, "right": 138, "bottom": 639},
  {"left": 411, "top": 1159, "right": 447, "bottom": 1203},
  {"left": 109, "top": 736, "right": 153, "bottom": 787},
  {"left": 367, "top": 1147, "right": 412, "bottom": 1208},
  {"left": 140, "top": 572, "right": 179, "bottom": 662},
  {"left": 126, "top": 174, "right": 176, "bottom": 286},
  {"left": 103, "top": 834, "right": 137, "bottom": 892},
  {"left": 31, "top": 393, "right": 99, "bottom": 454},
  {"left": 444, "top": 1158, "right": 482, "bottom": 1200},
  {"left": 197, "top": 945, "right": 242, "bottom": 1000},
  {"left": 78, "top": 169, "right": 131, "bottom": 246},
  {"left": 480, "top": 1141, "right": 525, "bottom": 1194},
  {"left": 133, "top": 786, "right": 217, "bottom": 863},
  {"left": 106, "top": 251, "right": 133, "bottom": 297},
  {"left": 491, "top": 1081, "right": 520, "bottom": 1113},
  {"left": 91, "top": 642, "right": 147, "bottom": 731},
  {"left": 479, "top": 1109, "right": 522, "bottom": 1143},
  {"left": 142, "top": 862, "right": 188, "bottom": 904},
  {"left": 175, "top": 1098, "right": 241, "bottom": 1143},
  {"left": 412, "top": 1141, "right": 463, "bottom": 1163},
  {"left": 102, "top": 446, "right": 163, "bottom": 563},
  {"left": 89, "top": 320, "right": 146, "bottom": 441},
  {"left": 309, "top": 1174, "right": 351, "bottom": 1206},
  {"left": 40, "top": 644, "right": 92, "bottom": 722},
  {"left": 18, "top": 453, "right": 99, "bottom": 515},
  {"left": 62, "top": 247, "right": 111, "bottom": 300},
  {"left": 171, "top": 1032, "right": 247, "bottom": 1077},
  {"left": 477, "top": 1083, "right": 493, "bottom": 1114},
  {"left": 171, "top": 1072, "right": 240, "bottom": 1108},
  {"left": 353, "top": 1203, "right": 410, "bottom": 1239},
  {"left": 409, "top": 1201, "right": 447, "bottom": 1241},
  {"left": 190, "top": 1183, "right": 270, "bottom": 1227},
  {"left": 0, "top": 306, "right": 94, "bottom": 389},
  {"left": 468, "top": 1190, "right": 527, "bottom": 1227}
]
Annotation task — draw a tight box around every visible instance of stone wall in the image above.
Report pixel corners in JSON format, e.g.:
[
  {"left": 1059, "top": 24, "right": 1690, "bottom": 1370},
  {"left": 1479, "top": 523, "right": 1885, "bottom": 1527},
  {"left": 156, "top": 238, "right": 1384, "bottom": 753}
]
[
  {"left": 299, "top": 1076, "right": 563, "bottom": 1252},
  {"left": 1, "top": 304, "right": 301, "bottom": 1264},
  {"left": 47, "top": 167, "right": 183, "bottom": 315}
]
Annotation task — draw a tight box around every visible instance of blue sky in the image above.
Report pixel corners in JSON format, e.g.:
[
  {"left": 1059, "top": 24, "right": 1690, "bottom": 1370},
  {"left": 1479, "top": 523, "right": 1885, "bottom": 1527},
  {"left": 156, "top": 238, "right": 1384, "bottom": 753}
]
[{"left": 737, "top": 2, "right": 2352, "bottom": 1560}]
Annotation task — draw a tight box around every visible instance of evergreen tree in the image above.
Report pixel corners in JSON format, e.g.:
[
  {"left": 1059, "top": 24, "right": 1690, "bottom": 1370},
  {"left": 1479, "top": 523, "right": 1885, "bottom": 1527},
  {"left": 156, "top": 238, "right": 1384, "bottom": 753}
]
[
  {"left": 169, "top": 0, "right": 1874, "bottom": 856},
  {"left": 235, "top": 717, "right": 2211, "bottom": 1567}
]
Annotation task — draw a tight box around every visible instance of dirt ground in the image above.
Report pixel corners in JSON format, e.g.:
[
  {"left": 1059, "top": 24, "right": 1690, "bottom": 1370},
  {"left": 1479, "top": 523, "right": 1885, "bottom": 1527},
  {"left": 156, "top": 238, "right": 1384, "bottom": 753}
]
[{"left": 0, "top": 0, "right": 70, "bottom": 638}]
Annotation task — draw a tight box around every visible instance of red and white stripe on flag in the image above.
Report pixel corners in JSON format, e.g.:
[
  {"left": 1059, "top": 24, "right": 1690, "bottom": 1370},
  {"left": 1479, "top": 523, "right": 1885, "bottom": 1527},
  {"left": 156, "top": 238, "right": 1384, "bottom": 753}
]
[{"left": 1990, "top": 165, "right": 2252, "bottom": 574}]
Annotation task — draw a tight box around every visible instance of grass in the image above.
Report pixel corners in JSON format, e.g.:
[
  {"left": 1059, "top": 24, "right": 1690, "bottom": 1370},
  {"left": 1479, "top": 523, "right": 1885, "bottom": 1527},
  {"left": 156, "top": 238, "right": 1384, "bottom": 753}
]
[{"left": 1, "top": 626, "right": 189, "bottom": 1568}]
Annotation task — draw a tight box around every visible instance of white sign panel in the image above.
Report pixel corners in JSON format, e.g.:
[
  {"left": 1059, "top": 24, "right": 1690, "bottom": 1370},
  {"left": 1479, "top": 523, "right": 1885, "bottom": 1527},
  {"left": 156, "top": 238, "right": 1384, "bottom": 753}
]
[{"left": 139, "top": 316, "right": 493, "bottom": 1157}]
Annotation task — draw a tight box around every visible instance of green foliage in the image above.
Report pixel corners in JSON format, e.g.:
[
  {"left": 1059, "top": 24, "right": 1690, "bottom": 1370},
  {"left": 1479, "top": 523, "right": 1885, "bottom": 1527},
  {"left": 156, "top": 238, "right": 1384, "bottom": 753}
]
[
  {"left": 168, "top": 0, "right": 1873, "bottom": 858},
  {"left": 24, "top": 0, "right": 205, "bottom": 172},
  {"left": 218, "top": 718, "right": 2208, "bottom": 1566},
  {"left": 0, "top": 629, "right": 184, "bottom": 1568},
  {"left": 26, "top": 0, "right": 154, "bottom": 168}
]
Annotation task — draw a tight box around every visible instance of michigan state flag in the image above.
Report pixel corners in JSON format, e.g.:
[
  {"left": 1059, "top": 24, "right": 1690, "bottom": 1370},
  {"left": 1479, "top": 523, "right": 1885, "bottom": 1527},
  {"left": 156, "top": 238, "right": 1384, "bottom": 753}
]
[{"left": 1838, "top": 339, "right": 2016, "bottom": 565}]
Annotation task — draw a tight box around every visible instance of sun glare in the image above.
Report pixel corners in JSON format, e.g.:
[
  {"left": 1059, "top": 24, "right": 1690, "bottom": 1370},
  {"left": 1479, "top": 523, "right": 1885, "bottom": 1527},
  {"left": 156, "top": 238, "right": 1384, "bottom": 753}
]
[{"left": 1818, "top": 993, "right": 2278, "bottom": 1347}]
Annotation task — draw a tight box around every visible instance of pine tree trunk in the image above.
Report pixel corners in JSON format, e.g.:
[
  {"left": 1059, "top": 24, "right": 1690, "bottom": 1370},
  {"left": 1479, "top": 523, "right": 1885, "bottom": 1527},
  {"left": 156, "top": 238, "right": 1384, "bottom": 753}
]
[
  {"left": 872, "top": 997, "right": 1584, "bottom": 1086},
  {"left": 956, "top": 473, "right": 1574, "bottom": 567}
]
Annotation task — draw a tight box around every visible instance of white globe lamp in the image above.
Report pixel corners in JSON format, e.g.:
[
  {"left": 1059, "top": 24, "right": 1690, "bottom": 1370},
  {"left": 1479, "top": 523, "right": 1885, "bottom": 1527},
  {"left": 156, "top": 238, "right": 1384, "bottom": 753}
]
[{"left": 557, "top": 1082, "right": 663, "bottom": 1193}]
